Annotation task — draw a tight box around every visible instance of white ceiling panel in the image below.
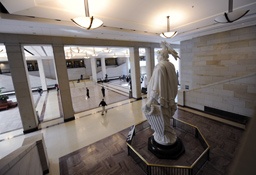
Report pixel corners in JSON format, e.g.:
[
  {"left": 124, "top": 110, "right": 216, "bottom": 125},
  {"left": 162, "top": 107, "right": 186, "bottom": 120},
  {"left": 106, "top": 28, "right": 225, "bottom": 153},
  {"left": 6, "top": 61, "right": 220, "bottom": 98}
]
[{"left": 0, "top": 0, "right": 255, "bottom": 61}]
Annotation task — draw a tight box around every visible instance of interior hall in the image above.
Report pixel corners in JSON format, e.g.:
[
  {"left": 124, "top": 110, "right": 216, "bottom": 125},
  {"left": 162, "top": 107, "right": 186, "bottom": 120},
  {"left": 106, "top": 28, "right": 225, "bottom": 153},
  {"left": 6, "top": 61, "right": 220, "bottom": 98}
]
[{"left": 0, "top": 0, "right": 255, "bottom": 175}]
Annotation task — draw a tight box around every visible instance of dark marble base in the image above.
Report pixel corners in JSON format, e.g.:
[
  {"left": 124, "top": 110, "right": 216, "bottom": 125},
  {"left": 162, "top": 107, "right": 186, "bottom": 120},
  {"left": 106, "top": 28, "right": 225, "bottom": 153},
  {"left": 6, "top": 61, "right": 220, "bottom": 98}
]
[
  {"left": 148, "top": 136, "right": 185, "bottom": 159},
  {"left": 64, "top": 116, "right": 75, "bottom": 122}
]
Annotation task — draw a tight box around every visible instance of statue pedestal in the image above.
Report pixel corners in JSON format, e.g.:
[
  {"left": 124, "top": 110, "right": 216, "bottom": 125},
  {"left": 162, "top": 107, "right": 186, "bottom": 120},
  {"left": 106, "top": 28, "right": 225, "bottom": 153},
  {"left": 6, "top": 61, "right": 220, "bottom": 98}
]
[{"left": 148, "top": 136, "right": 185, "bottom": 159}]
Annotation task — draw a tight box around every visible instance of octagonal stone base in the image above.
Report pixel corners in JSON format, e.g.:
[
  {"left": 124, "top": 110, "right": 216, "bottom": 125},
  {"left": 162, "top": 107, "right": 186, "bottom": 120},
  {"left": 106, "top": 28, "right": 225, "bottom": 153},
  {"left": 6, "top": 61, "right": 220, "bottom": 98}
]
[{"left": 148, "top": 136, "right": 185, "bottom": 159}]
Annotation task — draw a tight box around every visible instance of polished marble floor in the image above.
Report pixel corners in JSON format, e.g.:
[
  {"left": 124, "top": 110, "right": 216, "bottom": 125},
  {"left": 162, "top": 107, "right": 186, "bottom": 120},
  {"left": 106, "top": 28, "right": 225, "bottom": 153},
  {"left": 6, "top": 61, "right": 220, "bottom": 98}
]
[
  {"left": 0, "top": 78, "right": 129, "bottom": 135},
  {"left": 0, "top": 78, "right": 246, "bottom": 175},
  {"left": 0, "top": 98, "right": 147, "bottom": 175}
]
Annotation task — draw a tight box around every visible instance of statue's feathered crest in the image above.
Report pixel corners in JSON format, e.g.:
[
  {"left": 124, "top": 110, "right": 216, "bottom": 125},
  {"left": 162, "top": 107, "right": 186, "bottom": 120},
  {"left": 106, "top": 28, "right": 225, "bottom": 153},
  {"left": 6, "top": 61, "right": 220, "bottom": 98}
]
[{"left": 157, "top": 41, "right": 180, "bottom": 61}]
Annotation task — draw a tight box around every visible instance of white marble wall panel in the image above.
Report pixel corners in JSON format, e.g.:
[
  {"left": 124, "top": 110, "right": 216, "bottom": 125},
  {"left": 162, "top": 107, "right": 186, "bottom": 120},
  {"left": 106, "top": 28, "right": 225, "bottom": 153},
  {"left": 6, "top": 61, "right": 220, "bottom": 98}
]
[
  {"left": 22, "top": 133, "right": 49, "bottom": 174},
  {"left": 179, "top": 25, "right": 256, "bottom": 117},
  {"left": 183, "top": 74, "right": 256, "bottom": 117},
  {"left": 67, "top": 67, "right": 86, "bottom": 80},
  {"left": 0, "top": 143, "right": 42, "bottom": 175}
]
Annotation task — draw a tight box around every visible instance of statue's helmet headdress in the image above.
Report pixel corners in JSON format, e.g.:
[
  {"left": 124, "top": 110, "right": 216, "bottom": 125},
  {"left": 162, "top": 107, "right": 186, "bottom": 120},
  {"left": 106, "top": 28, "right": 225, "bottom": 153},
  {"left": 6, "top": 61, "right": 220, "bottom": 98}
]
[{"left": 157, "top": 41, "right": 180, "bottom": 61}]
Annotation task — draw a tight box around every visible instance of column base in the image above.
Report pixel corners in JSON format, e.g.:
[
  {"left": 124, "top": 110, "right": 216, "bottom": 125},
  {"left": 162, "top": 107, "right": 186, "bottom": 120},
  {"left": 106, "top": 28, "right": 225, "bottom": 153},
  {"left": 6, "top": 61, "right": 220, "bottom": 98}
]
[
  {"left": 148, "top": 136, "right": 185, "bottom": 159},
  {"left": 23, "top": 127, "right": 39, "bottom": 134},
  {"left": 64, "top": 116, "right": 75, "bottom": 122}
]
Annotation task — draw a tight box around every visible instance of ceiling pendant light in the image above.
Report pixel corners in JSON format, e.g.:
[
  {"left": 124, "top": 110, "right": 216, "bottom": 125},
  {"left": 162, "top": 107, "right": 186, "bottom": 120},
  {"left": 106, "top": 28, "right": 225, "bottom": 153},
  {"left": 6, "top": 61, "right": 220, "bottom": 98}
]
[
  {"left": 102, "top": 48, "right": 112, "bottom": 53},
  {"left": 71, "top": 0, "right": 103, "bottom": 30},
  {"left": 84, "top": 52, "right": 90, "bottom": 59},
  {"left": 91, "top": 48, "right": 98, "bottom": 57},
  {"left": 160, "top": 16, "right": 177, "bottom": 39},
  {"left": 125, "top": 50, "right": 129, "bottom": 57},
  {"left": 215, "top": 0, "right": 249, "bottom": 23},
  {"left": 113, "top": 53, "right": 117, "bottom": 58}
]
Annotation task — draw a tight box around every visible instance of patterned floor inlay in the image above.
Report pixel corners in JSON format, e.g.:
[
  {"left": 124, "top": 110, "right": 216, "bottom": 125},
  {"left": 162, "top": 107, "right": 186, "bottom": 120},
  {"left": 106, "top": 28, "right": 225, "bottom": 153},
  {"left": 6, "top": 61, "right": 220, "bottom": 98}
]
[{"left": 59, "top": 127, "right": 145, "bottom": 175}]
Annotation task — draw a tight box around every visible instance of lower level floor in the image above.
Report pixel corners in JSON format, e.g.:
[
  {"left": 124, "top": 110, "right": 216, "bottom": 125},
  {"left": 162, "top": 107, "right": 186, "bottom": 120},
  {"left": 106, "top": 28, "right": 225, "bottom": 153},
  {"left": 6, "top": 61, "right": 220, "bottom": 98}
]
[{"left": 1, "top": 78, "right": 255, "bottom": 175}]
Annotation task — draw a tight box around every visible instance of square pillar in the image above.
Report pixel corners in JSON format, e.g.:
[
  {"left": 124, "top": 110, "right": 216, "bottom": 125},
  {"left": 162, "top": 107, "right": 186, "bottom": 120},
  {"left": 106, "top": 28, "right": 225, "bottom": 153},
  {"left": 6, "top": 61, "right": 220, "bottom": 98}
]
[
  {"left": 5, "top": 43, "right": 38, "bottom": 133},
  {"left": 129, "top": 47, "right": 141, "bottom": 99},
  {"left": 145, "top": 47, "right": 155, "bottom": 87},
  {"left": 37, "top": 58, "right": 47, "bottom": 91},
  {"left": 52, "top": 44, "right": 75, "bottom": 122},
  {"left": 101, "top": 57, "right": 107, "bottom": 80},
  {"left": 90, "top": 57, "right": 97, "bottom": 82}
]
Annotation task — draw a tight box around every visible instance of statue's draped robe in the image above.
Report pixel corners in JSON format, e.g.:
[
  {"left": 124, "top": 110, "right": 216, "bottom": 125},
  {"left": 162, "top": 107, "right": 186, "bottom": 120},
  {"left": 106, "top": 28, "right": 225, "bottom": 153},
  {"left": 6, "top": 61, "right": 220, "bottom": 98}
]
[{"left": 143, "top": 60, "right": 178, "bottom": 145}]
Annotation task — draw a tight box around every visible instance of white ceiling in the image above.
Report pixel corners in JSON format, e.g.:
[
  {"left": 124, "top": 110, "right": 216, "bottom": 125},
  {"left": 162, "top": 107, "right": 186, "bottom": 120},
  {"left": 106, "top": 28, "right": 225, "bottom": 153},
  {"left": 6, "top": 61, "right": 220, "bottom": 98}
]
[{"left": 0, "top": 0, "right": 256, "bottom": 61}]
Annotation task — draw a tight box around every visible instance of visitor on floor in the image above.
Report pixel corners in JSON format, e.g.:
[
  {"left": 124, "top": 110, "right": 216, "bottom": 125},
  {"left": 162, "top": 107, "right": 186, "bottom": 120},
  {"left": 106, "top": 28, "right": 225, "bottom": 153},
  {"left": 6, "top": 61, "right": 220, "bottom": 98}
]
[
  {"left": 101, "top": 86, "right": 105, "bottom": 97},
  {"left": 37, "top": 88, "right": 43, "bottom": 96},
  {"left": 99, "top": 99, "right": 107, "bottom": 115},
  {"left": 86, "top": 87, "right": 90, "bottom": 98},
  {"left": 55, "top": 84, "right": 59, "bottom": 91}
]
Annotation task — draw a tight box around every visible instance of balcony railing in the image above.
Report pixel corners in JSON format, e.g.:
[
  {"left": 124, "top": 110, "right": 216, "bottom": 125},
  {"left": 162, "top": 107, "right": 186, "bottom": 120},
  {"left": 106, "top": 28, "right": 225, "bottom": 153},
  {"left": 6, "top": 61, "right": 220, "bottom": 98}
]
[{"left": 127, "top": 118, "right": 210, "bottom": 175}]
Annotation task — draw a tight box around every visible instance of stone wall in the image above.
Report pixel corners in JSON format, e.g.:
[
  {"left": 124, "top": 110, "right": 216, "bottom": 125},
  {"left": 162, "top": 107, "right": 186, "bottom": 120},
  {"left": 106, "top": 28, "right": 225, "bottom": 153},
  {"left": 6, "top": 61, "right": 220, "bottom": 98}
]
[
  {"left": 179, "top": 25, "right": 256, "bottom": 117},
  {"left": 97, "top": 62, "right": 128, "bottom": 79}
]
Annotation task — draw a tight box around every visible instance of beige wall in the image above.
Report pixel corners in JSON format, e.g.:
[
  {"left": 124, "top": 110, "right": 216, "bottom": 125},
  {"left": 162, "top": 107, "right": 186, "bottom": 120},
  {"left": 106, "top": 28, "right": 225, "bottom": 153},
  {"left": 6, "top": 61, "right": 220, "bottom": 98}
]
[{"left": 179, "top": 25, "right": 256, "bottom": 117}]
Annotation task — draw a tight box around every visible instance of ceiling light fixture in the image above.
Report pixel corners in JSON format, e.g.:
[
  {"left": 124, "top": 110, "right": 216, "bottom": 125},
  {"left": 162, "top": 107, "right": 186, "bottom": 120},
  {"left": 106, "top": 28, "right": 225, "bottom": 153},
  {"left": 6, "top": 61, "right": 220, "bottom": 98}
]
[
  {"left": 84, "top": 52, "right": 90, "bottom": 59},
  {"left": 160, "top": 16, "right": 177, "bottom": 39},
  {"left": 125, "top": 50, "right": 129, "bottom": 57},
  {"left": 91, "top": 48, "right": 98, "bottom": 57},
  {"left": 113, "top": 53, "right": 117, "bottom": 58},
  {"left": 102, "top": 48, "right": 112, "bottom": 53},
  {"left": 215, "top": 0, "right": 249, "bottom": 23},
  {"left": 71, "top": 0, "right": 103, "bottom": 30}
]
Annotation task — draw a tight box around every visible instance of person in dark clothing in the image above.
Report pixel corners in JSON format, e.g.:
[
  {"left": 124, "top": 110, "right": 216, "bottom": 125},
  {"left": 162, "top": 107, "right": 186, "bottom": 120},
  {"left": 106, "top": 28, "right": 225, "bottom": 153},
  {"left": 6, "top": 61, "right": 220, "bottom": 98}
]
[
  {"left": 99, "top": 99, "right": 107, "bottom": 115},
  {"left": 101, "top": 86, "right": 105, "bottom": 97},
  {"left": 55, "top": 84, "right": 59, "bottom": 91},
  {"left": 86, "top": 87, "right": 90, "bottom": 98},
  {"left": 37, "top": 88, "right": 43, "bottom": 96},
  {"left": 105, "top": 74, "right": 108, "bottom": 80}
]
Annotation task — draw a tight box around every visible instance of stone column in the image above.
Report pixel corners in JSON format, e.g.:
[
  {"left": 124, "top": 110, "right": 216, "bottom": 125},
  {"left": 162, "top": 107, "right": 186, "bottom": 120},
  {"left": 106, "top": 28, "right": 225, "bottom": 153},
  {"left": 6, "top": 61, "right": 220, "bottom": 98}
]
[
  {"left": 5, "top": 43, "right": 39, "bottom": 133},
  {"left": 127, "top": 56, "right": 130, "bottom": 74},
  {"left": 90, "top": 57, "right": 97, "bottom": 82},
  {"left": 129, "top": 47, "right": 141, "bottom": 99},
  {"left": 101, "top": 57, "right": 107, "bottom": 80},
  {"left": 37, "top": 58, "right": 47, "bottom": 91},
  {"left": 145, "top": 47, "right": 155, "bottom": 82},
  {"left": 52, "top": 44, "right": 75, "bottom": 122}
]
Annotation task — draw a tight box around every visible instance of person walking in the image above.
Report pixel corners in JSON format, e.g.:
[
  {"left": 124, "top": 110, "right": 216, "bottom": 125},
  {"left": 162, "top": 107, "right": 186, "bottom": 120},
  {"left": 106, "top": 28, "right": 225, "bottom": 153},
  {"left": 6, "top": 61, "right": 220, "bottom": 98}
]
[
  {"left": 101, "top": 86, "right": 105, "bottom": 97},
  {"left": 86, "top": 87, "right": 90, "bottom": 98},
  {"left": 37, "top": 88, "right": 43, "bottom": 96},
  {"left": 99, "top": 99, "right": 107, "bottom": 115},
  {"left": 55, "top": 84, "right": 59, "bottom": 91}
]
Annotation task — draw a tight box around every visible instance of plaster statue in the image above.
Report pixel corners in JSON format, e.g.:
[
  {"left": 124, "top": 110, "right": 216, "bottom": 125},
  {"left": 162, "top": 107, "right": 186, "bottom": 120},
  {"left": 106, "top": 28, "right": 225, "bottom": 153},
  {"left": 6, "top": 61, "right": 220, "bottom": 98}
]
[{"left": 142, "top": 41, "right": 179, "bottom": 146}]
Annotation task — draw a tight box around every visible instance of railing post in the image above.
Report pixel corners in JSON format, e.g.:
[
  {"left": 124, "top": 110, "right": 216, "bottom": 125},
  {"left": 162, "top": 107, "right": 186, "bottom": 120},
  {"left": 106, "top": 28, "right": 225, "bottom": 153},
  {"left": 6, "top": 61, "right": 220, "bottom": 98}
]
[
  {"left": 173, "top": 118, "right": 176, "bottom": 127},
  {"left": 147, "top": 165, "right": 151, "bottom": 175},
  {"left": 195, "top": 129, "right": 199, "bottom": 138}
]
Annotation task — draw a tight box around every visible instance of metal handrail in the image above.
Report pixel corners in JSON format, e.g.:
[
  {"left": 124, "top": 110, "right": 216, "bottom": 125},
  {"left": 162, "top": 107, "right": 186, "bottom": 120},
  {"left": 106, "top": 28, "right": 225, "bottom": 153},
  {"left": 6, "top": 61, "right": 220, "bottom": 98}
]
[{"left": 127, "top": 118, "right": 210, "bottom": 175}]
